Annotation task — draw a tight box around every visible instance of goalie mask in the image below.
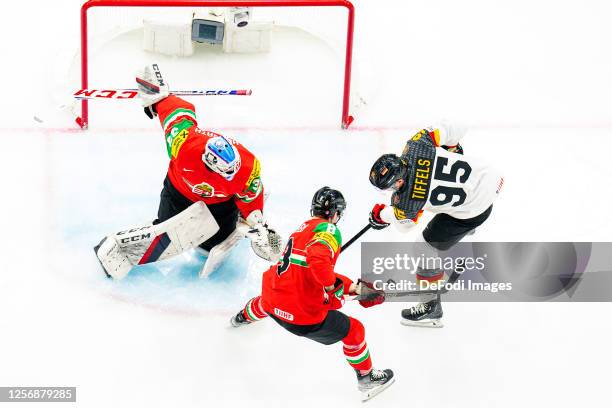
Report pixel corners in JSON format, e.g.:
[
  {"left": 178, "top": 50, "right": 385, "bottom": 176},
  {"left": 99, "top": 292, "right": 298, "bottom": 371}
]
[{"left": 203, "top": 135, "right": 241, "bottom": 180}]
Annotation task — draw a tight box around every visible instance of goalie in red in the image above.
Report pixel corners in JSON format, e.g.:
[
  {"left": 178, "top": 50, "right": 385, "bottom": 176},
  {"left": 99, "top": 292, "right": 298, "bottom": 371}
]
[
  {"left": 230, "top": 187, "right": 393, "bottom": 402},
  {"left": 94, "top": 64, "right": 282, "bottom": 279}
]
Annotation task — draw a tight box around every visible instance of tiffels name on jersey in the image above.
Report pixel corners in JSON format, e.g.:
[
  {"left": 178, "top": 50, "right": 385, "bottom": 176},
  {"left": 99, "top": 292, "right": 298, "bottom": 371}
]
[{"left": 410, "top": 156, "right": 433, "bottom": 201}]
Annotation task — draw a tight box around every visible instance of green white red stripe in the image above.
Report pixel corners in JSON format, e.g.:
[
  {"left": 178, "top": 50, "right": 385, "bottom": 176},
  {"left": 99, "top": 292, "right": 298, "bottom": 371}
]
[
  {"left": 243, "top": 296, "right": 268, "bottom": 321},
  {"left": 163, "top": 108, "right": 196, "bottom": 133},
  {"left": 344, "top": 341, "right": 371, "bottom": 368},
  {"left": 346, "top": 348, "right": 370, "bottom": 365},
  {"left": 289, "top": 253, "right": 308, "bottom": 267}
]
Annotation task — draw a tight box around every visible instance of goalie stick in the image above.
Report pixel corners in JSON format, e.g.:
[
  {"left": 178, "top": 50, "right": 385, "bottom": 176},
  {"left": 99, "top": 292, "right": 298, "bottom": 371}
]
[{"left": 74, "top": 88, "right": 252, "bottom": 100}]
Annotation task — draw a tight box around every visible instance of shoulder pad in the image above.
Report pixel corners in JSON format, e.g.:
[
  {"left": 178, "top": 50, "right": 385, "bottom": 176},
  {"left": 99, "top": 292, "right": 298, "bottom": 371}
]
[{"left": 310, "top": 222, "right": 343, "bottom": 253}]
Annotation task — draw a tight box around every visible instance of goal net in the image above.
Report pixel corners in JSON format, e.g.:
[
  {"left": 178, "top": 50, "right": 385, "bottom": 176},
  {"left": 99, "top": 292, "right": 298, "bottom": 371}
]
[{"left": 75, "top": 0, "right": 357, "bottom": 129}]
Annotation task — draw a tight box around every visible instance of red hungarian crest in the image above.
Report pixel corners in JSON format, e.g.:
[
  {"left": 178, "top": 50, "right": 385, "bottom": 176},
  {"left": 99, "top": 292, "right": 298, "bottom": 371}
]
[{"left": 192, "top": 182, "right": 215, "bottom": 198}]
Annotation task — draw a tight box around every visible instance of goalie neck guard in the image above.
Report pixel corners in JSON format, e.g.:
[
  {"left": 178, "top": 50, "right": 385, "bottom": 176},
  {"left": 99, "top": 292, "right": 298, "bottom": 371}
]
[
  {"left": 311, "top": 186, "right": 346, "bottom": 221},
  {"left": 203, "top": 135, "right": 241, "bottom": 180}
]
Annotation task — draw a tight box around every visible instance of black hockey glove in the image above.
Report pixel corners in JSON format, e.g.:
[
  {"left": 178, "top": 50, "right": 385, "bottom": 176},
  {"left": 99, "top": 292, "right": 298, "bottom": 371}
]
[{"left": 143, "top": 104, "right": 158, "bottom": 120}]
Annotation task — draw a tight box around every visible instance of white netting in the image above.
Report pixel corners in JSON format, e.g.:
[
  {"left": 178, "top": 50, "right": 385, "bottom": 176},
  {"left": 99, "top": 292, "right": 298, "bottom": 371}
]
[
  {"left": 71, "top": 4, "right": 364, "bottom": 128},
  {"left": 86, "top": 6, "right": 351, "bottom": 52}
]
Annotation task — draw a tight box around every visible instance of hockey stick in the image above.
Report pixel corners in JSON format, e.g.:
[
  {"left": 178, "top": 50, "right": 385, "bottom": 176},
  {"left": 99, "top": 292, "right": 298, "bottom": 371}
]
[
  {"left": 351, "top": 270, "right": 463, "bottom": 301},
  {"left": 341, "top": 224, "right": 371, "bottom": 252},
  {"left": 74, "top": 89, "right": 252, "bottom": 100},
  {"left": 388, "top": 270, "right": 463, "bottom": 297}
]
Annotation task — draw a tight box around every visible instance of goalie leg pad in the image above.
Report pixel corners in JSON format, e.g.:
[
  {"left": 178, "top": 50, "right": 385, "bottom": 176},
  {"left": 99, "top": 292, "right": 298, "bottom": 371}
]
[
  {"left": 93, "top": 236, "right": 132, "bottom": 280},
  {"left": 199, "top": 227, "right": 245, "bottom": 278},
  {"left": 95, "top": 202, "right": 220, "bottom": 279}
]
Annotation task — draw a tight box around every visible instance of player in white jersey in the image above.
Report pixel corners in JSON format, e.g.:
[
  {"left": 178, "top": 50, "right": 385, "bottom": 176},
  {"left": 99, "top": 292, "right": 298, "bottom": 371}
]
[{"left": 368, "top": 124, "right": 504, "bottom": 327}]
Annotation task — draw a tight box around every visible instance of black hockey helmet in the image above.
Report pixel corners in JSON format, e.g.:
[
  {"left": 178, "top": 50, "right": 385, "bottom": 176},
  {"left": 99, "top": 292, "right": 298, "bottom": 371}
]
[
  {"left": 369, "top": 154, "right": 408, "bottom": 190},
  {"left": 311, "top": 186, "right": 346, "bottom": 221}
]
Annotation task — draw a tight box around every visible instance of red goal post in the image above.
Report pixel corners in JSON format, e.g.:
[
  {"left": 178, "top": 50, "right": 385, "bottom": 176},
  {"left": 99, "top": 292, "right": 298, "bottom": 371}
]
[{"left": 77, "top": 0, "right": 356, "bottom": 129}]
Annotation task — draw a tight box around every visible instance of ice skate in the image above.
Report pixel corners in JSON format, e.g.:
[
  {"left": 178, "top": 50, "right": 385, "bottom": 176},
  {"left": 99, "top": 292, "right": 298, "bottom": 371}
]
[
  {"left": 401, "top": 298, "right": 444, "bottom": 328},
  {"left": 230, "top": 310, "right": 252, "bottom": 328},
  {"left": 357, "top": 368, "right": 395, "bottom": 402}
]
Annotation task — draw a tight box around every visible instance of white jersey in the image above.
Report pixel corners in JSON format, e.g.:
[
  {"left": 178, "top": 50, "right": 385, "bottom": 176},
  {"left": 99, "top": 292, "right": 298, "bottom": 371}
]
[
  {"left": 379, "top": 125, "right": 504, "bottom": 230},
  {"left": 422, "top": 148, "right": 503, "bottom": 219}
]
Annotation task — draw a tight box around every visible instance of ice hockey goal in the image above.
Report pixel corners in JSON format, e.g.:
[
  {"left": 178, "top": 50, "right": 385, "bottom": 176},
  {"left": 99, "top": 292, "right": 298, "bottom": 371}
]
[{"left": 77, "top": 0, "right": 356, "bottom": 129}]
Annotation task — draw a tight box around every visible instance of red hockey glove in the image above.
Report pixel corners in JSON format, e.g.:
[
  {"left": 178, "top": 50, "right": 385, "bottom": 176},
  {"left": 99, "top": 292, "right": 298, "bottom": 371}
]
[
  {"left": 324, "top": 277, "right": 347, "bottom": 310},
  {"left": 336, "top": 273, "right": 354, "bottom": 293},
  {"left": 369, "top": 204, "right": 390, "bottom": 230},
  {"left": 356, "top": 279, "right": 385, "bottom": 308}
]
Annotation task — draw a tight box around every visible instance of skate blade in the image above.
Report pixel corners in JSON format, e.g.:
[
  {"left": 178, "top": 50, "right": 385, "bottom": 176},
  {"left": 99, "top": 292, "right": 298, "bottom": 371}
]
[
  {"left": 228, "top": 317, "right": 252, "bottom": 329},
  {"left": 228, "top": 317, "right": 244, "bottom": 328},
  {"left": 400, "top": 318, "right": 443, "bottom": 328},
  {"left": 361, "top": 377, "right": 395, "bottom": 402}
]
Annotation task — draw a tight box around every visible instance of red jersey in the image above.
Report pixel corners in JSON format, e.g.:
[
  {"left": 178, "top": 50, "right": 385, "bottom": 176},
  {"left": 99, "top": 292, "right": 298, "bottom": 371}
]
[
  {"left": 155, "top": 95, "right": 264, "bottom": 218},
  {"left": 261, "top": 218, "right": 353, "bottom": 325}
]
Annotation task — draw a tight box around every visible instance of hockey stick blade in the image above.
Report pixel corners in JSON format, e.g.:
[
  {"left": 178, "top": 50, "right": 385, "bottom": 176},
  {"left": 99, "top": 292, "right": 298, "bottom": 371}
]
[
  {"left": 351, "top": 271, "right": 464, "bottom": 300},
  {"left": 74, "top": 89, "right": 252, "bottom": 100},
  {"left": 348, "top": 290, "right": 435, "bottom": 301}
]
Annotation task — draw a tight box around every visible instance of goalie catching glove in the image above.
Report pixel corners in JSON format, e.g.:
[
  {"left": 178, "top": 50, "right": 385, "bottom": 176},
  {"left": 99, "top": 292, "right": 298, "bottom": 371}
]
[
  {"left": 136, "top": 63, "right": 170, "bottom": 119},
  {"left": 238, "top": 210, "right": 284, "bottom": 263}
]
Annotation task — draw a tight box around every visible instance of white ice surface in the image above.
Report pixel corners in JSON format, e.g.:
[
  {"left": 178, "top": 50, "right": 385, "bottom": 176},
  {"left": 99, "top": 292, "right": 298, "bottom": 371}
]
[{"left": 1, "top": 1, "right": 612, "bottom": 407}]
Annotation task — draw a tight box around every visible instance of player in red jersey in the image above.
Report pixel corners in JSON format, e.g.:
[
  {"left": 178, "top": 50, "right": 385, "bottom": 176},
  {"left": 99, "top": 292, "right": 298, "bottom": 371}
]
[
  {"left": 229, "top": 187, "right": 393, "bottom": 401},
  {"left": 95, "top": 64, "right": 281, "bottom": 279}
]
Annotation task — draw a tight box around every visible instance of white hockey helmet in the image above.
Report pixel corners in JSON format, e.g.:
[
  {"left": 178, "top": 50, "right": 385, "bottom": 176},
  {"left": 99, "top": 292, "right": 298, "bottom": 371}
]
[{"left": 203, "top": 135, "right": 241, "bottom": 180}]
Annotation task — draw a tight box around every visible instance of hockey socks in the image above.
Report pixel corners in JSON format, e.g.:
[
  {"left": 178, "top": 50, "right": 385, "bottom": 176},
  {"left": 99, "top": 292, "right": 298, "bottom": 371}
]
[
  {"left": 342, "top": 317, "right": 372, "bottom": 373},
  {"left": 243, "top": 296, "right": 268, "bottom": 322}
]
